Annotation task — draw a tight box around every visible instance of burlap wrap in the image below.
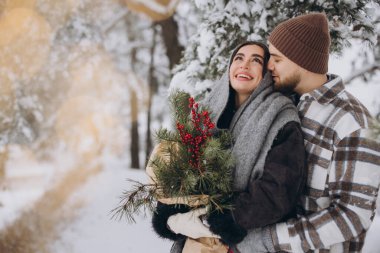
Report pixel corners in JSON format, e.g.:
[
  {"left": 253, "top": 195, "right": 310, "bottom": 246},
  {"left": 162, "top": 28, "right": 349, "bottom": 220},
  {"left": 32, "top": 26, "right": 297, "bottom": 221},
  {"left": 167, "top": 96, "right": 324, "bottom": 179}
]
[{"left": 146, "top": 143, "right": 228, "bottom": 253}]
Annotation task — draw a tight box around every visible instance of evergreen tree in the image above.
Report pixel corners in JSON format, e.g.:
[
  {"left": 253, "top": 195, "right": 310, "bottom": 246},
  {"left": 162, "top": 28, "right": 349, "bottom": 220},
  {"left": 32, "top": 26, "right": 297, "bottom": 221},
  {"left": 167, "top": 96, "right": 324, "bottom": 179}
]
[{"left": 171, "top": 0, "right": 379, "bottom": 95}]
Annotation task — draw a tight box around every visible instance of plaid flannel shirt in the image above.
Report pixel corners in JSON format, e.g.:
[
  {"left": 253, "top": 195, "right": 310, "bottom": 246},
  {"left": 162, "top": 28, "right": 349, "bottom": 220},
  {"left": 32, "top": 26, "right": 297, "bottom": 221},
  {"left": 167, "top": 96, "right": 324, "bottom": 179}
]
[{"left": 270, "top": 74, "right": 380, "bottom": 253}]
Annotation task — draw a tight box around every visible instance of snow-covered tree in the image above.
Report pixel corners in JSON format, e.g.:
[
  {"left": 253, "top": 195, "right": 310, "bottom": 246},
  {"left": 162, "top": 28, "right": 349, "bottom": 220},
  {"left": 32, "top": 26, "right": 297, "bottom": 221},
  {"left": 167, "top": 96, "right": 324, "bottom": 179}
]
[
  {"left": 171, "top": 0, "right": 380, "bottom": 95},
  {"left": 119, "top": 1, "right": 203, "bottom": 164},
  {"left": 1, "top": 0, "right": 379, "bottom": 170},
  {"left": 344, "top": 1, "right": 380, "bottom": 85},
  {"left": 0, "top": 0, "right": 131, "bottom": 167}
]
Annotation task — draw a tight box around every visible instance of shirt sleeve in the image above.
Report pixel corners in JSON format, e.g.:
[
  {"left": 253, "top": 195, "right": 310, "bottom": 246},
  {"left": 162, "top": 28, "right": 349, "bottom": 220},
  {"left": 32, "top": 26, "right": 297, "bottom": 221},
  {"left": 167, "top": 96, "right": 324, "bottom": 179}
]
[
  {"left": 232, "top": 121, "right": 307, "bottom": 230},
  {"left": 271, "top": 128, "right": 380, "bottom": 253}
]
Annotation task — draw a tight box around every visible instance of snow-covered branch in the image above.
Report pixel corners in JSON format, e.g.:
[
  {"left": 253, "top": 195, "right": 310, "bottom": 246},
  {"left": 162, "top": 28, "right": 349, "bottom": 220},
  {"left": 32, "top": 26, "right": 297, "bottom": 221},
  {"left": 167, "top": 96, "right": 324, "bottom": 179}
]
[
  {"left": 101, "top": 9, "right": 129, "bottom": 34},
  {"left": 344, "top": 62, "right": 380, "bottom": 84}
]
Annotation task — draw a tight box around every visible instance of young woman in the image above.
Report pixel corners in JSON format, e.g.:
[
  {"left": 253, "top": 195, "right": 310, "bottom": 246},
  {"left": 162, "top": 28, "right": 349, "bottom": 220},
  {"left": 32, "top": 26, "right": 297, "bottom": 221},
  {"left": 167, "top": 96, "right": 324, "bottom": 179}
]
[{"left": 152, "top": 42, "right": 306, "bottom": 253}]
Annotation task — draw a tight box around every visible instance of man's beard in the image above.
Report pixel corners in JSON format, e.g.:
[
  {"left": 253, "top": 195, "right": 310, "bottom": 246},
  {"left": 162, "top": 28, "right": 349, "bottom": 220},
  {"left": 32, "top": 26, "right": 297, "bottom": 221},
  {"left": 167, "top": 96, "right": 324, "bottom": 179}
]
[{"left": 273, "top": 72, "right": 301, "bottom": 95}]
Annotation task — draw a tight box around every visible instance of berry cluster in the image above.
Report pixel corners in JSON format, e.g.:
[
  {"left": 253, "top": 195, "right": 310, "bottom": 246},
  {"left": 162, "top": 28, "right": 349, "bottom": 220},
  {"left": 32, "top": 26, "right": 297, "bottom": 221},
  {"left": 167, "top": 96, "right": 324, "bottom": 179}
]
[{"left": 176, "top": 97, "right": 215, "bottom": 172}]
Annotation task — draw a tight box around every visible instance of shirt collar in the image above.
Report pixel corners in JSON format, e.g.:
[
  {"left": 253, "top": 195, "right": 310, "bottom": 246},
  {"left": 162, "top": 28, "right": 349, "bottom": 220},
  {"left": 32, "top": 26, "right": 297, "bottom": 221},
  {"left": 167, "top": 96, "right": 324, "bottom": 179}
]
[{"left": 299, "top": 74, "right": 345, "bottom": 104}]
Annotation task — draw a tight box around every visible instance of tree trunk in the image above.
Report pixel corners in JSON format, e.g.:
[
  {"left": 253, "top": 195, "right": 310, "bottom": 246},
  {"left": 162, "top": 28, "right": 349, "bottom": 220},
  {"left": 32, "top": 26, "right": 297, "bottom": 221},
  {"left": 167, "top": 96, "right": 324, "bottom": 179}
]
[
  {"left": 156, "top": 16, "right": 184, "bottom": 70},
  {"left": 130, "top": 88, "right": 140, "bottom": 169},
  {"left": 126, "top": 14, "right": 140, "bottom": 169},
  {"left": 144, "top": 16, "right": 184, "bottom": 164},
  {"left": 145, "top": 26, "right": 158, "bottom": 165}
]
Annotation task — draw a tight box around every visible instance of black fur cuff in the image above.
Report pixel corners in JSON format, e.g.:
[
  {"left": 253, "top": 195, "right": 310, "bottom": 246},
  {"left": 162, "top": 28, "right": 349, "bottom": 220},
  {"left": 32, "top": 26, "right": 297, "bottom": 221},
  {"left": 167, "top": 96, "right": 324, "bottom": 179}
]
[
  {"left": 151, "top": 202, "right": 190, "bottom": 241},
  {"left": 207, "top": 209, "right": 247, "bottom": 245}
]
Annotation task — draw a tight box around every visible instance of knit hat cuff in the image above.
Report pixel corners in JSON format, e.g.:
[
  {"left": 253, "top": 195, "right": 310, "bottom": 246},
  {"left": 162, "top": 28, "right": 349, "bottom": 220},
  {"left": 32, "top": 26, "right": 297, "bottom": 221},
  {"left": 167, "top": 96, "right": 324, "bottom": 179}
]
[{"left": 269, "top": 24, "right": 329, "bottom": 74}]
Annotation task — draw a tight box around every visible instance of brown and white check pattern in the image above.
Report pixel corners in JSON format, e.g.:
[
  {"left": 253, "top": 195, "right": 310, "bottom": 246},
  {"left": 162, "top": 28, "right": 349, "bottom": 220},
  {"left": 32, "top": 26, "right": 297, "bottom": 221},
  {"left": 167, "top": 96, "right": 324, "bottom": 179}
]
[{"left": 270, "top": 75, "right": 380, "bottom": 253}]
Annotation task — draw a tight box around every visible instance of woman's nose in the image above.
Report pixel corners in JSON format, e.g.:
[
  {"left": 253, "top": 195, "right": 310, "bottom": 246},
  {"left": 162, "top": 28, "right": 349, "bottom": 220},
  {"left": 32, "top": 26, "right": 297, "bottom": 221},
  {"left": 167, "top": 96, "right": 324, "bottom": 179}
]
[{"left": 240, "top": 60, "right": 249, "bottom": 69}]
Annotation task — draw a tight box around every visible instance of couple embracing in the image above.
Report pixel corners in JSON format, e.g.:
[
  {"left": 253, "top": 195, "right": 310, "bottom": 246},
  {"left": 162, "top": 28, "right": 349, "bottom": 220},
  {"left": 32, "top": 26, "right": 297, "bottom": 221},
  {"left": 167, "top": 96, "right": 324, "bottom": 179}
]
[{"left": 151, "top": 12, "right": 380, "bottom": 253}]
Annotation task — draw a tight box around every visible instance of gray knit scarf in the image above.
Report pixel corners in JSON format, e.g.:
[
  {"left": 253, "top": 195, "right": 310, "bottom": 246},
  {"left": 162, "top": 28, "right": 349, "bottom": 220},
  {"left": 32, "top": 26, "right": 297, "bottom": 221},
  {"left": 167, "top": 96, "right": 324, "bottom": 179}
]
[
  {"left": 205, "top": 72, "right": 300, "bottom": 192},
  {"left": 170, "top": 73, "right": 299, "bottom": 253}
]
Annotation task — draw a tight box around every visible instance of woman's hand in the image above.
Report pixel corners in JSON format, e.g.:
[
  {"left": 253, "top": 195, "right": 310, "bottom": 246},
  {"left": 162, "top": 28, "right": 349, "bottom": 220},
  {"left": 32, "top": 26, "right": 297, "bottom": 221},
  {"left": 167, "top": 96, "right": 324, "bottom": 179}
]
[
  {"left": 167, "top": 207, "right": 221, "bottom": 239},
  {"left": 152, "top": 202, "right": 190, "bottom": 241},
  {"left": 207, "top": 209, "right": 247, "bottom": 245}
]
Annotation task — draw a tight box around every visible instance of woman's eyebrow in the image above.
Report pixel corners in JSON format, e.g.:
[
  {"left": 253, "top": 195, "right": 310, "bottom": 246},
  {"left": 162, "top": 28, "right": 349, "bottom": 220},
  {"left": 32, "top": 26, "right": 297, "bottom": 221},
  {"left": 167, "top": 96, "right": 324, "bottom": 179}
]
[
  {"left": 235, "top": 53, "right": 264, "bottom": 59},
  {"left": 250, "top": 54, "right": 264, "bottom": 60}
]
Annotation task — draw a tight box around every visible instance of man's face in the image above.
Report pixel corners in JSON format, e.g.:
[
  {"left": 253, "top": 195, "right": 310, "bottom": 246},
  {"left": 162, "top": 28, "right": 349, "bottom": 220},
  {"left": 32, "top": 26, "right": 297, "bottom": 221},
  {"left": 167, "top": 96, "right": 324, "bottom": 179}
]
[{"left": 268, "top": 43, "right": 302, "bottom": 94}]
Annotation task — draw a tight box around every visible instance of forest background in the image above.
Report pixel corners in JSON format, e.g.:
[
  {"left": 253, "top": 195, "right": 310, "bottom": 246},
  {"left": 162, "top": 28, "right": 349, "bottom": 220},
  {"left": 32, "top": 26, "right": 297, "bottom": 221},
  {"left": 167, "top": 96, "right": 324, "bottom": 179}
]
[{"left": 0, "top": 0, "right": 379, "bottom": 252}]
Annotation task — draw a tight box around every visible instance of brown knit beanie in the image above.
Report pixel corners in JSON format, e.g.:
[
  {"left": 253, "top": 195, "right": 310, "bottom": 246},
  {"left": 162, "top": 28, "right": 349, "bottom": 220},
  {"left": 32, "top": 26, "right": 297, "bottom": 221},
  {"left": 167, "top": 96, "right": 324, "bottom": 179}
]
[{"left": 268, "top": 13, "right": 331, "bottom": 74}]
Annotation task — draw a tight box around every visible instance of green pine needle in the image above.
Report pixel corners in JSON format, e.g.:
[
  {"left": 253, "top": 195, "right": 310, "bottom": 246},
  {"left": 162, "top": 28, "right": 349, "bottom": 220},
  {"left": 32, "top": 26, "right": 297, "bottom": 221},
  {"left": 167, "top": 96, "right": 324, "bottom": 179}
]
[
  {"left": 113, "top": 91, "right": 236, "bottom": 222},
  {"left": 111, "top": 180, "right": 158, "bottom": 223}
]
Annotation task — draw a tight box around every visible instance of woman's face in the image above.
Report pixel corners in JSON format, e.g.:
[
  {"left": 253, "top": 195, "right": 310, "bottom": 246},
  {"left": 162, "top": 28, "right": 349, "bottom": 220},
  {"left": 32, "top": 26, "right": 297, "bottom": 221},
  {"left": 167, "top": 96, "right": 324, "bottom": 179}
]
[{"left": 229, "top": 44, "right": 265, "bottom": 102}]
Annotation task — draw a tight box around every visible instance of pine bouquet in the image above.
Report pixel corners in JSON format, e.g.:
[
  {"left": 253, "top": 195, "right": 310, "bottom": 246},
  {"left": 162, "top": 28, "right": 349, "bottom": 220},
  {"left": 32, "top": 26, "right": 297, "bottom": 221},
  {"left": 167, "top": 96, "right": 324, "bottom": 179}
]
[{"left": 112, "top": 91, "right": 235, "bottom": 223}]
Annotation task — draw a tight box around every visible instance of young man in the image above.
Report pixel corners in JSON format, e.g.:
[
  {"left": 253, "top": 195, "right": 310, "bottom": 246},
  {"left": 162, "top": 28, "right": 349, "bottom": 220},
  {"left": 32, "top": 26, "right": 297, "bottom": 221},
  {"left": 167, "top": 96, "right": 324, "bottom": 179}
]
[{"left": 235, "top": 12, "right": 380, "bottom": 253}]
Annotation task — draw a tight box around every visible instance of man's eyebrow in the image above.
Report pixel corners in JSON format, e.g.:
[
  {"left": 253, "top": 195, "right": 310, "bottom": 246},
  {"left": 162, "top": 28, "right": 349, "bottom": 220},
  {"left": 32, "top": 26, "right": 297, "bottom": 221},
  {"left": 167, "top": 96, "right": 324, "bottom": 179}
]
[{"left": 270, "top": 53, "right": 281, "bottom": 58}]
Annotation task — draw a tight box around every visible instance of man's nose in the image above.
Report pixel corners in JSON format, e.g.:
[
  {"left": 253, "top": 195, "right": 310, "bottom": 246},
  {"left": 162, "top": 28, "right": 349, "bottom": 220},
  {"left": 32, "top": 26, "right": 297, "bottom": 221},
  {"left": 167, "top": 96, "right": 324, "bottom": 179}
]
[{"left": 268, "top": 58, "right": 274, "bottom": 71}]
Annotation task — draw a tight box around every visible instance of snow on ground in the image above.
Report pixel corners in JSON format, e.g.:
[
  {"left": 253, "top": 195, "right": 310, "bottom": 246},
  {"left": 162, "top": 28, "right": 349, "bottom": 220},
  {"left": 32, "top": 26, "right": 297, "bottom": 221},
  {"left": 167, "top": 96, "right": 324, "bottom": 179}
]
[
  {"left": 52, "top": 163, "right": 172, "bottom": 253},
  {"left": 0, "top": 145, "right": 76, "bottom": 230},
  {"left": 50, "top": 164, "right": 380, "bottom": 253}
]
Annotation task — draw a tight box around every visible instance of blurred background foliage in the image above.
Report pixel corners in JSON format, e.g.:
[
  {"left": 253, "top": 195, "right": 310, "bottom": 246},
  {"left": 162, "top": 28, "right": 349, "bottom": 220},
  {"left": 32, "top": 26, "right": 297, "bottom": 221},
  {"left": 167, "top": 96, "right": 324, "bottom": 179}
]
[{"left": 0, "top": 0, "right": 378, "bottom": 177}]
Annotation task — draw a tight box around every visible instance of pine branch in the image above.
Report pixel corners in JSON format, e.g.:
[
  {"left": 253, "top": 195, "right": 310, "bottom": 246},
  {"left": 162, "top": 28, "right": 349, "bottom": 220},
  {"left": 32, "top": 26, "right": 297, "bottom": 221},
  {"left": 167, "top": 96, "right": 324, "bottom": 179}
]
[
  {"left": 155, "top": 128, "right": 180, "bottom": 142},
  {"left": 114, "top": 91, "right": 236, "bottom": 222},
  {"left": 170, "top": 90, "right": 191, "bottom": 121},
  {"left": 111, "top": 180, "right": 159, "bottom": 223},
  {"left": 101, "top": 9, "right": 128, "bottom": 34},
  {"left": 344, "top": 62, "right": 380, "bottom": 85},
  {"left": 208, "top": 194, "right": 234, "bottom": 212}
]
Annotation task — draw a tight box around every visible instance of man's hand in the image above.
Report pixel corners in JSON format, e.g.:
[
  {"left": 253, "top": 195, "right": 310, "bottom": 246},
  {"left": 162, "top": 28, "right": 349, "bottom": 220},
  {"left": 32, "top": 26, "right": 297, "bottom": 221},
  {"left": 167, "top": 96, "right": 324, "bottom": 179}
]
[{"left": 167, "top": 207, "right": 221, "bottom": 239}]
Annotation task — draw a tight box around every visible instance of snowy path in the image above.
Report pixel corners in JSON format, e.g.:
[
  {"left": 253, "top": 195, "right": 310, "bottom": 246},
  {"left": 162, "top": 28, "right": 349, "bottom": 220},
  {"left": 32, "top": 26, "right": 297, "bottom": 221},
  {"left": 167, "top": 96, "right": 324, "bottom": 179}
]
[
  {"left": 51, "top": 166, "right": 380, "bottom": 253},
  {"left": 52, "top": 166, "right": 172, "bottom": 253}
]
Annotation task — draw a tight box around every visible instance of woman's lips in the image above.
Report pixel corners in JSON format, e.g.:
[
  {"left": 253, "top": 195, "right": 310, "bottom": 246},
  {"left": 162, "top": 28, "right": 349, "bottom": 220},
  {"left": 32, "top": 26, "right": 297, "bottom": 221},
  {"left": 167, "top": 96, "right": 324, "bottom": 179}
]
[{"left": 235, "top": 72, "right": 253, "bottom": 80}]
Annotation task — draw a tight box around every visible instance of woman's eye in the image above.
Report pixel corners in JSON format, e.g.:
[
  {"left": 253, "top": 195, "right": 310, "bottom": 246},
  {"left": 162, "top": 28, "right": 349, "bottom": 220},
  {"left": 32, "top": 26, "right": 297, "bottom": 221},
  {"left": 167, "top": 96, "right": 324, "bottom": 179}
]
[
  {"left": 234, "top": 56, "right": 243, "bottom": 61},
  {"left": 252, "top": 58, "right": 263, "bottom": 65}
]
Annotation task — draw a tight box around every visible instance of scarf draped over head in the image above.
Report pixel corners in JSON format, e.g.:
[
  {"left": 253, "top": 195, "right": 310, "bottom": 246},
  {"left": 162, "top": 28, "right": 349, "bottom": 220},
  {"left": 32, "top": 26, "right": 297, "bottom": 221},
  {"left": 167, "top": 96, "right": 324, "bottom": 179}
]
[{"left": 203, "top": 71, "right": 299, "bottom": 190}]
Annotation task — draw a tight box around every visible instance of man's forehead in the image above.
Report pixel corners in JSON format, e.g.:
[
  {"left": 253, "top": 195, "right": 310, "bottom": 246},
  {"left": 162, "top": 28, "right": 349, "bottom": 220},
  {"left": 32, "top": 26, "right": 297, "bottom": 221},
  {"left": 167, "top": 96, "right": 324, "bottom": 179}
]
[{"left": 268, "top": 43, "right": 283, "bottom": 57}]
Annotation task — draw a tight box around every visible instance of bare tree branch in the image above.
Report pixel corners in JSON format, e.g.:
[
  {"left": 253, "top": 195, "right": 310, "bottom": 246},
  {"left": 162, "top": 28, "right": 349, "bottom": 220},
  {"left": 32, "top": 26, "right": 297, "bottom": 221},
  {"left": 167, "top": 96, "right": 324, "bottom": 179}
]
[
  {"left": 344, "top": 62, "right": 380, "bottom": 84},
  {"left": 101, "top": 9, "right": 129, "bottom": 34}
]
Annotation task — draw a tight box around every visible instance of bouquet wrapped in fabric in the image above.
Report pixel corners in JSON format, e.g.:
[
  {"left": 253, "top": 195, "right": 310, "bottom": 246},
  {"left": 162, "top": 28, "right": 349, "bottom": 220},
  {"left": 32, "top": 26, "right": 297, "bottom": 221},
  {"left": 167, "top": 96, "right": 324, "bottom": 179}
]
[{"left": 113, "top": 91, "right": 235, "bottom": 252}]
